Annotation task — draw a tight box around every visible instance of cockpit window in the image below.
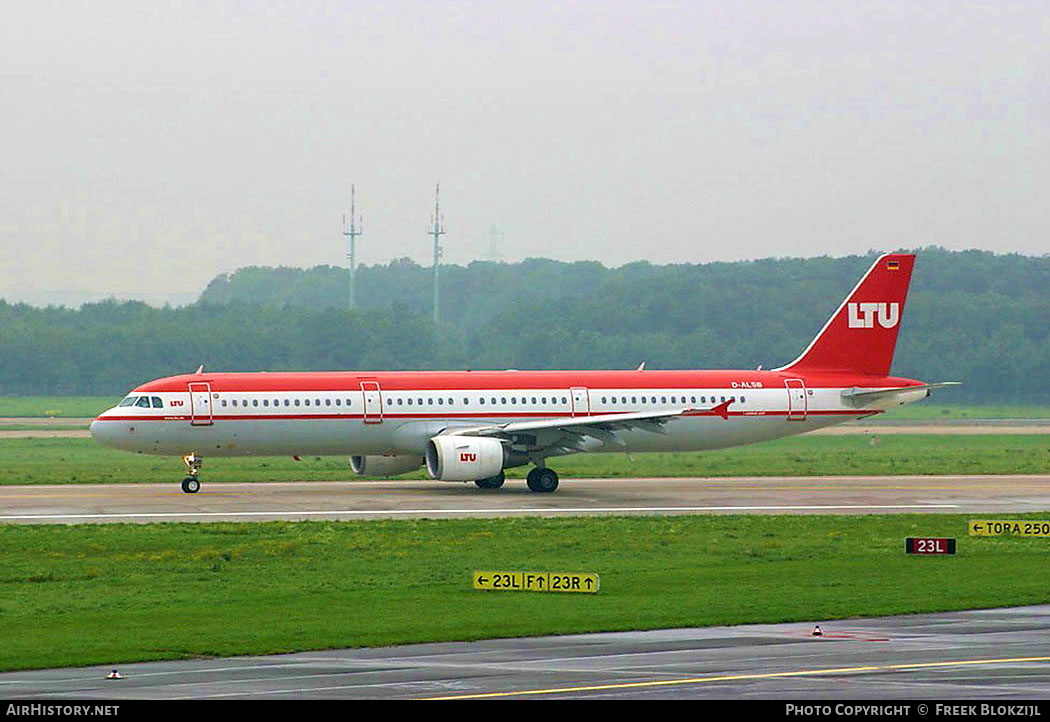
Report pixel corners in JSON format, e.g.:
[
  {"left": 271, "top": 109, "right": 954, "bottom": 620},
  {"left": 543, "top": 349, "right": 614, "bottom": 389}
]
[
  {"left": 151, "top": 397, "right": 163, "bottom": 408},
  {"left": 118, "top": 396, "right": 137, "bottom": 407},
  {"left": 135, "top": 397, "right": 152, "bottom": 408}
]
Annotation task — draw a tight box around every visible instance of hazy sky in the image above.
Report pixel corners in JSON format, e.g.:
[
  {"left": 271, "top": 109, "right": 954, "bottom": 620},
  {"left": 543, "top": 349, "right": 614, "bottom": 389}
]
[{"left": 2, "top": 0, "right": 1047, "bottom": 303}]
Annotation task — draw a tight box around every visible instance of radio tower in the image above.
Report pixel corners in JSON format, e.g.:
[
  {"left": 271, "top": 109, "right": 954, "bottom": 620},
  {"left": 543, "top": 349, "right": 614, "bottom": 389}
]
[
  {"left": 342, "top": 185, "right": 363, "bottom": 311},
  {"left": 428, "top": 183, "right": 446, "bottom": 324}
]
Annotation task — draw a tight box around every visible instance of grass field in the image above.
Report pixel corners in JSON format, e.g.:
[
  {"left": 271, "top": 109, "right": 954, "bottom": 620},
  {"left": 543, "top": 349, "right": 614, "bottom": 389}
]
[
  {"left": 0, "top": 397, "right": 118, "bottom": 418},
  {"left": 1, "top": 434, "right": 1047, "bottom": 486},
  {"left": 879, "top": 404, "right": 1050, "bottom": 420},
  {"left": 2, "top": 513, "right": 1050, "bottom": 671},
  {"left": 1, "top": 396, "right": 1049, "bottom": 420}
]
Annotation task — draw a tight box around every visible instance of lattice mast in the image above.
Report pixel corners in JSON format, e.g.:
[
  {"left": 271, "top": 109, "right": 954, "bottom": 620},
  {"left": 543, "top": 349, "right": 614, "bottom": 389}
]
[
  {"left": 342, "top": 185, "right": 363, "bottom": 311},
  {"left": 429, "top": 183, "right": 446, "bottom": 324}
]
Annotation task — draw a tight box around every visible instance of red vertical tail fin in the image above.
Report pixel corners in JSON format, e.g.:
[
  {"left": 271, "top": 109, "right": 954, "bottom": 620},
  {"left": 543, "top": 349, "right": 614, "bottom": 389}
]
[{"left": 776, "top": 253, "right": 916, "bottom": 377}]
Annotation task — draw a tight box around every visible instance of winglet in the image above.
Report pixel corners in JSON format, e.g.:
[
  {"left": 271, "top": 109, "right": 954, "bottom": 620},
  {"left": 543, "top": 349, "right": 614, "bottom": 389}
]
[
  {"left": 687, "top": 398, "right": 733, "bottom": 420},
  {"left": 710, "top": 398, "right": 732, "bottom": 420}
]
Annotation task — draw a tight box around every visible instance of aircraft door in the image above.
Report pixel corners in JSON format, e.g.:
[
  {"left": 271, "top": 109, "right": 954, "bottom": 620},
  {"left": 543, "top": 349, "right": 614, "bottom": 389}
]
[
  {"left": 785, "top": 379, "right": 807, "bottom": 420},
  {"left": 188, "top": 382, "right": 214, "bottom": 426},
  {"left": 570, "top": 387, "right": 590, "bottom": 417},
  {"left": 361, "top": 381, "right": 383, "bottom": 424}
]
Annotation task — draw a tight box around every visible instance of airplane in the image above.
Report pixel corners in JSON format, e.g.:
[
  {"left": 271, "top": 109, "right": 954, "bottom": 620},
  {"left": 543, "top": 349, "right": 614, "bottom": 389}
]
[{"left": 90, "top": 253, "right": 958, "bottom": 494}]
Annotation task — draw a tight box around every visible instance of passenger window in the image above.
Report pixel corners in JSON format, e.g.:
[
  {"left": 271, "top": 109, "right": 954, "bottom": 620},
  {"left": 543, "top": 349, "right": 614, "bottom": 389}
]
[
  {"left": 397, "top": 398, "right": 403, "bottom": 405},
  {"left": 232, "top": 400, "right": 238, "bottom": 407},
  {"left": 325, "top": 399, "right": 331, "bottom": 406},
  {"left": 151, "top": 397, "right": 163, "bottom": 408},
  {"left": 336, "top": 399, "right": 341, "bottom": 406},
  {"left": 463, "top": 398, "right": 469, "bottom": 405},
  {"left": 304, "top": 399, "right": 310, "bottom": 406},
  {"left": 407, "top": 398, "right": 413, "bottom": 405},
  {"left": 480, "top": 398, "right": 485, "bottom": 405},
  {"left": 438, "top": 398, "right": 444, "bottom": 405},
  {"left": 221, "top": 400, "right": 227, "bottom": 407},
  {"left": 428, "top": 398, "right": 433, "bottom": 405},
  {"left": 263, "top": 399, "right": 269, "bottom": 407},
  {"left": 284, "top": 399, "right": 290, "bottom": 406},
  {"left": 253, "top": 399, "right": 259, "bottom": 407},
  {"left": 561, "top": 397, "right": 568, "bottom": 404},
  {"left": 294, "top": 399, "right": 300, "bottom": 406}
]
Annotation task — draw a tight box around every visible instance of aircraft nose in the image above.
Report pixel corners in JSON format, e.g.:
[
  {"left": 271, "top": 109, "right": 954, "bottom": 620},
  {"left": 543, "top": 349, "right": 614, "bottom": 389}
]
[{"left": 89, "top": 417, "right": 120, "bottom": 448}]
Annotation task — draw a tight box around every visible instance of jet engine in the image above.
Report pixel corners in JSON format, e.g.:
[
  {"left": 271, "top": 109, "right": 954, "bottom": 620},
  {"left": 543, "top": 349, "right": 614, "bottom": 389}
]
[
  {"left": 349, "top": 454, "right": 423, "bottom": 477},
  {"left": 425, "top": 435, "right": 505, "bottom": 481}
]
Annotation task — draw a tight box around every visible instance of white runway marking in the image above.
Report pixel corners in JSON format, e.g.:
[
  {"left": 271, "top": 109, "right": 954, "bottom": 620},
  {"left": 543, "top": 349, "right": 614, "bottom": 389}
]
[{"left": 0, "top": 503, "right": 958, "bottom": 521}]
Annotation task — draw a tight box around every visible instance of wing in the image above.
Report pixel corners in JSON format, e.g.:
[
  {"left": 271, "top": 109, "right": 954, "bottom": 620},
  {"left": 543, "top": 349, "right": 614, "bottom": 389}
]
[{"left": 444, "top": 399, "right": 734, "bottom": 456}]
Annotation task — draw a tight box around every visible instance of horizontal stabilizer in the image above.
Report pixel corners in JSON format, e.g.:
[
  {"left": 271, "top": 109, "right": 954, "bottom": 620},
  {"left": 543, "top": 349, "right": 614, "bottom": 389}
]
[{"left": 840, "top": 382, "right": 962, "bottom": 406}]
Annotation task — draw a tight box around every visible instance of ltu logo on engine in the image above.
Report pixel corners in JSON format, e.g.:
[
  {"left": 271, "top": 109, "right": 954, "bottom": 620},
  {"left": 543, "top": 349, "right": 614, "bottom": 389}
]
[
  {"left": 460, "top": 452, "right": 477, "bottom": 462},
  {"left": 847, "top": 302, "right": 899, "bottom": 329}
]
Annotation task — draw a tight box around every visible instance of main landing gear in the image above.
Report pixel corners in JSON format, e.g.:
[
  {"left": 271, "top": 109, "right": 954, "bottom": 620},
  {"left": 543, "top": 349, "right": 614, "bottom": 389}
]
[
  {"left": 181, "top": 453, "right": 202, "bottom": 494},
  {"left": 472, "top": 467, "right": 560, "bottom": 492},
  {"left": 474, "top": 472, "right": 505, "bottom": 489},
  {"left": 526, "top": 467, "right": 559, "bottom": 493}
]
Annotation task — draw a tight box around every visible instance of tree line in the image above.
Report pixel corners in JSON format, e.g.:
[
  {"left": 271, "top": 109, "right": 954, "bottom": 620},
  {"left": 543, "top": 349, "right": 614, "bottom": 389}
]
[{"left": 1, "top": 247, "right": 1046, "bottom": 403}]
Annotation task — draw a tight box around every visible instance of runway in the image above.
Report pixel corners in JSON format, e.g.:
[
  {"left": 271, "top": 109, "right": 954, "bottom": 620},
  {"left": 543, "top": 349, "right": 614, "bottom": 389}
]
[
  {"left": 4, "top": 606, "right": 1050, "bottom": 699},
  {"left": 1, "top": 474, "right": 1049, "bottom": 524}
]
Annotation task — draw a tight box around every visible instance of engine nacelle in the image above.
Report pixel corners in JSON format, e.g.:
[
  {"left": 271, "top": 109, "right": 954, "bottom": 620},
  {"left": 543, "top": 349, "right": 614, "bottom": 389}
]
[
  {"left": 425, "top": 435, "right": 505, "bottom": 481},
  {"left": 349, "top": 454, "right": 423, "bottom": 477}
]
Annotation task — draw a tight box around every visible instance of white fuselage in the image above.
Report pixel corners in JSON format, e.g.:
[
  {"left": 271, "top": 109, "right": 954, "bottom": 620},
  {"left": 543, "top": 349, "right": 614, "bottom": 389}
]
[{"left": 90, "top": 375, "right": 926, "bottom": 459}]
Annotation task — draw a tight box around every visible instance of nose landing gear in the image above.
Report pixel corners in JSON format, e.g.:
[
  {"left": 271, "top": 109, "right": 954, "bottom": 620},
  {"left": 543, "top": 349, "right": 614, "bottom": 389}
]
[{"left": 181, "top": 453, "right": 202, "bottom": 493}]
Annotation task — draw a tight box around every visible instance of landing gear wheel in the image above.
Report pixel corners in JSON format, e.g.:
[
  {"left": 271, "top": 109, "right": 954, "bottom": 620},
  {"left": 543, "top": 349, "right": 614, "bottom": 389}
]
[
  {"left": 526, "top": 467, "right": 559, "bottom": 493},
  {"left": 474, "top": 471, "right": 506, "bottom": 489},
  {"left": 181, "top": 453, "right": 202, "bottom": 494}
]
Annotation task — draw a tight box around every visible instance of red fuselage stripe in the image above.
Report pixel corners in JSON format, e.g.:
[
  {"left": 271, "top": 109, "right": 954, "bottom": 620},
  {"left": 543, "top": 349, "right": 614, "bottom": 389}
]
[{"left": 95, "top": 409, "right": 864, "bottom": 423}]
